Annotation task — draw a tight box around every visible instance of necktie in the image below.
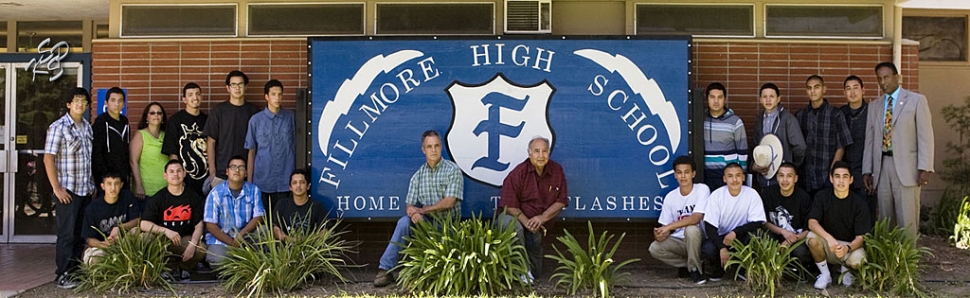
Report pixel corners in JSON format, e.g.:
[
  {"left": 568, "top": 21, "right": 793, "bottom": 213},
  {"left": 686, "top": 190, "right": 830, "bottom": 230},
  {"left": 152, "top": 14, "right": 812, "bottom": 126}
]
[{"left": 883, "top": 95, "right": 893, "bottom": 152}]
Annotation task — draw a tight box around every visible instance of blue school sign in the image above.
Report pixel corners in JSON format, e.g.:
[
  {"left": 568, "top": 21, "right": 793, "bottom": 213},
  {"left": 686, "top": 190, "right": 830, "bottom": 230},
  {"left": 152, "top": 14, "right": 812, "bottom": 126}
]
[{"left": 310, "top": 37, "right": 691, "bottom": 219}]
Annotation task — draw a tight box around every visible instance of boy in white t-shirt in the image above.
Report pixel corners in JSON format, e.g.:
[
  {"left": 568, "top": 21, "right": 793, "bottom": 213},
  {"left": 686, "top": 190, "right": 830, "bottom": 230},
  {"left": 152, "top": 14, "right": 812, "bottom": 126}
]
[
  {"left": 649, "top": 156, "right": 711, "bottom": 285},
  {"left": 701, "top": 162, "right": 766, "bottom": 280}
]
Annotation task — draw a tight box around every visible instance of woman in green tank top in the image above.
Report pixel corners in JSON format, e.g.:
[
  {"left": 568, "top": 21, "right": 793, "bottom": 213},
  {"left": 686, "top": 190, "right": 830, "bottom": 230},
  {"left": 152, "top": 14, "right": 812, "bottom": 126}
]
[{"left": 130, "top": 102, "right": 169, "bottom": 198}]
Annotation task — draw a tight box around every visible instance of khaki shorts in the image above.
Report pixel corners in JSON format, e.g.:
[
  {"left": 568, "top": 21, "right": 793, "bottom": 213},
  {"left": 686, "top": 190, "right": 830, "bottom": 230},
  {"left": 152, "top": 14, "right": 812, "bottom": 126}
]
[
  {"left": 83, "top": 247, "right": 105, "bottom": 265},
  {"left": 807, "top": 232, "right": 866, "bottom": 268}
]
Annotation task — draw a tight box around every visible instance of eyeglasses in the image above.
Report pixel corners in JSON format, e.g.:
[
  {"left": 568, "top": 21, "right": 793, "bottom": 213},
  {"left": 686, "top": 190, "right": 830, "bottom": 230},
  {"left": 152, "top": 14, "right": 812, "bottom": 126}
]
[
  {"left": 229, "top": 82, "right": 246, "bottom": 89},
  {"left": 229, "top": 165, "right": 247, "bottom": 171},
  {"left": 148, "top": 111, "right": 163, "bottom": 116},
  {"left": 70, "top": 99, "right": 89, "bottom": 106}
]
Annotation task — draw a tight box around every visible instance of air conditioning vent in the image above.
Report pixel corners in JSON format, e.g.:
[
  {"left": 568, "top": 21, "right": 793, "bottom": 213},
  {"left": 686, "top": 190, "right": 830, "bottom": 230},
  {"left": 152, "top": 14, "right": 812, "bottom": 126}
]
[{"left": 505, "top": 0, "right": 551, "bottom": 33}]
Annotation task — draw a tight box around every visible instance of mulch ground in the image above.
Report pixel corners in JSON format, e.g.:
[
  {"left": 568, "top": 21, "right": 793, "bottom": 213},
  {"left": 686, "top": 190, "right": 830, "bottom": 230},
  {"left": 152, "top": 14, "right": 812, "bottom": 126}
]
[{"left": 16, "top": 235, "right": 970, "bottom": 297}]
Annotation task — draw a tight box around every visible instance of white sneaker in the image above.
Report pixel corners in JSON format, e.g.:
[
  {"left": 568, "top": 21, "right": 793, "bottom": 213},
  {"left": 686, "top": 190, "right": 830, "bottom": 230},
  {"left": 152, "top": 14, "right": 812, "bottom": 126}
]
[
  {"left": 814, "top": 274, "right": 832, "bottom": 290},
  {"left": 520, "top": 271, "right": 534, "bottom": 284},
  {"left": 842, "top": 271, "right": 855, "bottom": 287}
]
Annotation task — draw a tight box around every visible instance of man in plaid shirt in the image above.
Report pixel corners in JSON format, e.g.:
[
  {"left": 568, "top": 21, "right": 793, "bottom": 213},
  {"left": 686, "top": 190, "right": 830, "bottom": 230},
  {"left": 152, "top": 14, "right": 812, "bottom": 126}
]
[
  {"left": 44, "top": 87, "right": 96, "bottom": 289},
  {"left": 373, "top": 130, "right": 463, "bottom": 288},
  {"left": 797, "top": 75, "right": 853, "bottom": 198}
]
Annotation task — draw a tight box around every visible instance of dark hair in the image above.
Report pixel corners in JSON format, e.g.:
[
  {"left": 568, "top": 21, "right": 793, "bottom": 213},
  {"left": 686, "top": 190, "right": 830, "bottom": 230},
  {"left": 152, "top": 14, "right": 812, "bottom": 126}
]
[
  {"left": 705, "top": 82, "right": 726, "bottom": 98},
  {"left": 229, "top": 155, "right": 247, "bottom": 166},
  {"left": 843, "top": 75, "right": 864, "bottom": 88},
  {"left": 290, "top": 169, "right": 309, "bottom": 182},
  {"left": 875, "top": 62, "right": 899, "bottom": 75},
  {"left": 778, "top": 162, "right": 797, "bottom": 173},
  {"left": 182, "top": 82, "right": 202, "bottom": 97},
  {"left": 106, "top": 87, "right": 126, "bottom": 102},
  {"left": 806, "top": 75, "right": 824, "bottom": 84},
  {"left": 225, "top": 70, "right": 249, "bottom": 86},
  {"left": 759, "top": 83, "right": 780, "bottom": 98},
  {"left": 164, "top": 159, "right": 183, "bottom": 172},
  {"left": 830, "top": 161, "right": 851, "bottom": 176},
  {"left": 724, "top": 162, "right": 743, "bottom": 172},
  {"left": 264, "top": 79, "right": 284, "bottom": 95},
  {"left": 102, "top": 172, "right": 124, "bottom": 183},
  {"left": 65, "top": 87, "right": 91, "bottom": 105},
  {"left": 673, "top": 155, "right": 695, "bottom": 171},
  {"left": 138, "top": 102, "right": 167, "bottom": 130},
  {"left": 421, "top": 130, "right": 440, "bottom": 142}
]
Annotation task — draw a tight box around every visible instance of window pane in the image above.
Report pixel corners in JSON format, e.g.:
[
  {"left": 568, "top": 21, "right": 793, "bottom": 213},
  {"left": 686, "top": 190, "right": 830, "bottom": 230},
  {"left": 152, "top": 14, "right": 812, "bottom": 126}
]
[
  {"left": 122, "top": 5, "right": 235, "bottom": 37},
  {"left": 0, "top": 22, "right": 7, "bottom": 52},
  {"left": 250, "top": 4, "right": 363, "bottom": 35},
  {"left": 766, "top": 6, "right": 882, "bottom": 37},
  {"left": 17, "top": 21, "right": 82, "bottom": 52},
  {"left": 903, "top": 16, "right": 967, "bottom": 61},
  {"left": 637, "top": 5, "right": 753, "bottom": 36},
  {"left": 377, "top": 4, "right": 493, "bottom": 35}
]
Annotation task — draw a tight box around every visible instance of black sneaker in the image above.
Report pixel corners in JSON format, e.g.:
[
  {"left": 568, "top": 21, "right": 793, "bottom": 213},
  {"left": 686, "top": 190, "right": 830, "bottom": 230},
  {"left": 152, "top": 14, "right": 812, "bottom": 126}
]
[
  {"left": 690, "top": 269, "right": 707, "bottom": 285},
  {"left": 56, "top": 273, "right": 78, "bottom": 289},
  {"left": 677, "top": 267, "right": 690, "bottom": 279}
]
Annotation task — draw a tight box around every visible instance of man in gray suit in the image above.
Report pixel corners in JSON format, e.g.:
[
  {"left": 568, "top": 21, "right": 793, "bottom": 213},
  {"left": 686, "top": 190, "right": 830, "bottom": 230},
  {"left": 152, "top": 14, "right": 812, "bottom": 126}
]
[{"left": 862, "top": 62, "right": 934, "bottom": 238}]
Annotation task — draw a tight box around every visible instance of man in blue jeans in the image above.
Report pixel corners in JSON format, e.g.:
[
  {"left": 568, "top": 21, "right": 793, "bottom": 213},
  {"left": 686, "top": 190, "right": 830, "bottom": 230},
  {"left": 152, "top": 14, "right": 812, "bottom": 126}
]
[
  {"left": 373, "top": 130, "right": 463, "bottom": 287},
  {"left": 44, "top": 87, "right": 96, "bottom": 289}
]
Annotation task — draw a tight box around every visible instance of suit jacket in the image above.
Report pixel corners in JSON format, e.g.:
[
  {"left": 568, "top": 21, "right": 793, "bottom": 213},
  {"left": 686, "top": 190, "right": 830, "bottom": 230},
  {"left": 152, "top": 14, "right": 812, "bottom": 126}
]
[{"left": 862, "top": 88, "right": 934, "bottom": 187}]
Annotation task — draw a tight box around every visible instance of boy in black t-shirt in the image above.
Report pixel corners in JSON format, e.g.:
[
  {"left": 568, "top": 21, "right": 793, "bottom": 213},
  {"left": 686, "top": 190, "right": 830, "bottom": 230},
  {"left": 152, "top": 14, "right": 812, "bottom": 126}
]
[
  {"left": 81, "top": 173, "right": 142, "bottom": 264},
  {"left": 140, "top": 160, "right": 206, "bottom": 278},
  {"left": 761, "top": 162, "right": 813, "bottom": 267},
  {"left": 272, "top": 169, "right": 326, "bottom": 242},
  {"left": 162, "top": 83, "right": 209, "bottom": 195},
  {"left": 807, "top": 161, "right": 872, "bottom": 290}
]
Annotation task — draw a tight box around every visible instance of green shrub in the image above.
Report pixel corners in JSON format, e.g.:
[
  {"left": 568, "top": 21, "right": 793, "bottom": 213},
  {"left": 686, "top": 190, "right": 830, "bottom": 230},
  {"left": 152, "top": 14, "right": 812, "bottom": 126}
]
[
  {"left": 940, "top": 97, "right": 970, "bottom": 193},
  {"left": 925, "top": 188, "right": 966, "bottom": 236},
  {"left": 725, "top": 231, "right": 805, "bottom": 298},
  {"left": 76, "top": 226, "right": 174, "bottom": 294},
  {"left": 395, "top": 213, "right": 530, "bottom": 296},
  {"left": 951, "top": 196, "right": 970, "bottom": 249},
  {"left": 856, "top": 218, "right": 932, "bottom": 298},
  {"left": 546, "top": 221, "right": 640, "bottom": 298},
  {"left": 217, "top": 219, "right": 360, "bottom": 298}
]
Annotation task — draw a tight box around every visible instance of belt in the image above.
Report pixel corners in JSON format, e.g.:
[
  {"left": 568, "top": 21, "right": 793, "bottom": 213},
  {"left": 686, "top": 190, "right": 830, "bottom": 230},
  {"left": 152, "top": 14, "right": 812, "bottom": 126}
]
[{"left": 882, "top": 151, "right": 893, "bottom": 157}]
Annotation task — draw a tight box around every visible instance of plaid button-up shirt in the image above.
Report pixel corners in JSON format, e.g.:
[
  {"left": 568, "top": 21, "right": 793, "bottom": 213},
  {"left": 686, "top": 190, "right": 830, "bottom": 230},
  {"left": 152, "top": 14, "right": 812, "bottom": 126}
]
[
  {"left": 203, "top": 181, "right": 265, "bottom": 246},
  {"left": 796, "top": 99, "right": 853, "bottom": 191},
  {"left": 44, "top": 113, "right": 95, "bottom": 196},
  {"left": 406, "top": 159, "right": 463, "bottom": 215}
]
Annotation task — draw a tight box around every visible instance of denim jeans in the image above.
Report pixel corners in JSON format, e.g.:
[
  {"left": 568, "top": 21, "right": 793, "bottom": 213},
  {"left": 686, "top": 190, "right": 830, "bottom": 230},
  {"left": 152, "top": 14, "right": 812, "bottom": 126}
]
[{"left": 379, "top": 216, "right": 414, "bottom": 270}]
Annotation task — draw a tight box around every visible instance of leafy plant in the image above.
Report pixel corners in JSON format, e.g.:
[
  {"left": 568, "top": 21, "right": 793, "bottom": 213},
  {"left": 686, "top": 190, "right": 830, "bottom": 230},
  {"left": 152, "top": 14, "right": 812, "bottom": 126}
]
[
  {"left": 924, "top": 188, "right": 967, "bottom": 236},
  {"left": 395, "top": 212, "right": 530, "bottom": 296},
  {"left": 725, "top": 231, "right": 806, "bottom": 298},
  {"left": 217, "top": 218, "right": 360, "bottom": 298},
  {"left": 76, "top": 225, "right": 174, "bottom": 294},
  {"left": 951, "top": 196, "right": 970, "bottom": 249},
  {"left": 546, "top": 221, "right": 640, "bottom": 298},
  {"left": 856, "top": 218, "right": 932, "bottom": 298},
  {"left": 941, "top": 97, "right": 970, "bottom": 193}
]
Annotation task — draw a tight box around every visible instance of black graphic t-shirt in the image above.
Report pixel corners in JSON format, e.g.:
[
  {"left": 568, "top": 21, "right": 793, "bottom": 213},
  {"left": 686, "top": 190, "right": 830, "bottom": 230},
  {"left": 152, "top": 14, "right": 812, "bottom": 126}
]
[
  {"left": 761, "top": 185, "right": 812, "bottom": 233},
  {"left": 162, "top": 110, "right": 209, "bottom": 192},
  {"left": 142, "top": 187, "right": 204, "bottom": 237},
  {"left": 81, "top": 192, "right": 142, "bottom": 242},
  {"left": 273, "top": 197, "right": 327, "bottom": 235}
]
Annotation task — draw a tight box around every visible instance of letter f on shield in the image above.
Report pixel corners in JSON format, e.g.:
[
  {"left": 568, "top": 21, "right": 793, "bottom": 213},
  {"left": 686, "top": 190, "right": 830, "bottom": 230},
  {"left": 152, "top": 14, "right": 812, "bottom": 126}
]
[{"left": 446, "top": 73, "right": 555, "bottom": 187}]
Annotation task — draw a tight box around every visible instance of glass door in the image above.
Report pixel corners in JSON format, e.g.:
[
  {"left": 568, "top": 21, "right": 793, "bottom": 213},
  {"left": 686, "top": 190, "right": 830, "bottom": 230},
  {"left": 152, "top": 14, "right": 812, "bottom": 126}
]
[
  {"left": 0, "top": 61, "right": 83, "bottom": 243},
  {"left": 0, "top": 65, "right": 8, "bottom": 242}
]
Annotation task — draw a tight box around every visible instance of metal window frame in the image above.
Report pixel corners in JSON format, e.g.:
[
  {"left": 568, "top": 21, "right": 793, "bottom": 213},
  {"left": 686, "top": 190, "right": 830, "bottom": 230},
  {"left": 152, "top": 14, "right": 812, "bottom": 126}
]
[
  {"left": 764, "top": 3, "right": 884, "bottom": 39},
  {"left": 634, "top": 3, "right": 756, "bottom": 38},
  {"left": 374, "top": 2, "right": 496, "bottom": 36},
  {"left": 504, "top": 0, "right": 552, "bottom": 34},
  {"left": 119, "top": 3, "right": 239, "bottom": 38},
  {"left": 246, "top": 2, "right": 366, "bottom": 37}
]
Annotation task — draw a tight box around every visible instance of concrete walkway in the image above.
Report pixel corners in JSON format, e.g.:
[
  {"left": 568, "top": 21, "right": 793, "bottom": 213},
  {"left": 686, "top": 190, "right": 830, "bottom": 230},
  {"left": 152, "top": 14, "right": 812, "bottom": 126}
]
[{"left": 0, "top": 244, "right": 55, "bottom": 298}]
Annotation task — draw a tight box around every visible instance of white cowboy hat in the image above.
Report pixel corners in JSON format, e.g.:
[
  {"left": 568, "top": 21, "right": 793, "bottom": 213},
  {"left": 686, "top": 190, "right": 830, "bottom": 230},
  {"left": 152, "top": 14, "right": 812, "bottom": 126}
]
[{"left": 753, "top": 134, "right": 784, "bottom": 179}]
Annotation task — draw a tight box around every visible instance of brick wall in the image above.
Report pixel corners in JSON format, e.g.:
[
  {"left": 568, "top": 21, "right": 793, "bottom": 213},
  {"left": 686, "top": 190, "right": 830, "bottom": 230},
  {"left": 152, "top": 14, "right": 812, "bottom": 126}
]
[{"left": 90, "top": 39, "right": 919, "bottom": 267}]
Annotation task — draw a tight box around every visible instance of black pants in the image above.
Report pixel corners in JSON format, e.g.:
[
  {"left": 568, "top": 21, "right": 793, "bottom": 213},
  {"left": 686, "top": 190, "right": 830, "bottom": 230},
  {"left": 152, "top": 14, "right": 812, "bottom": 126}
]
[
  {"left": 701, "top": 232, "right": 752, "bottom": 277},
  {"left": 54, "top": 190, "right": 90, "bottom": 276},
  {"left": 766, "top": 233, "right": 813, "bottom": 267}
]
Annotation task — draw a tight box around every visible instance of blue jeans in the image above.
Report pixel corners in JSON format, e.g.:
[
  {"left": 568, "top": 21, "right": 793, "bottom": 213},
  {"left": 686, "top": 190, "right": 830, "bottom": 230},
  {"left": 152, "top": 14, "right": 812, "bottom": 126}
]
[
  {"left": 497, "top": 214, "right": 543, "bottom": 276},
  {"left": 379, "top": 216, "right": 413, "bottom": 270},
  {"left": 55, "top": 190, "right": 90, "bottom": 276}
]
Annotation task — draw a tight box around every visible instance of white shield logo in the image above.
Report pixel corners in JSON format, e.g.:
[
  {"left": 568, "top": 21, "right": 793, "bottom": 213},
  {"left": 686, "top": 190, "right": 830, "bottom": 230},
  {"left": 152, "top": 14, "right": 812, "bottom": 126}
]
[{"left": 446, "top": 74, "right": 555, "bottom": 187}]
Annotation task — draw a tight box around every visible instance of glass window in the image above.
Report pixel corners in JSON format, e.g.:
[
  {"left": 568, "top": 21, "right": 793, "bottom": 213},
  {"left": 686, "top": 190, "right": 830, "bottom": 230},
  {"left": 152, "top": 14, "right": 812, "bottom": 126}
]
[
  {"left": 0, "top": 22, "right": 7, "bottom": 52},
  {"left": 377, "top": 3, "right": 493, "bottom": 35},
  {"left": 249, "top": 3, "right": 364, "bottom": 36},
  {"left": 903, "top": 16, "right": 967, "bottom": 61},
  {"left": 17, "top": 21, "right": 83, "bottom": 52},
  {"left": 636, "top": 4, "right": 753, "bottom": 37},
  {"left": 765, "top": 5, "right": 882, "bottom": 38},
  {"left": 121, "top": 5, "right": 236, "bottom": 37}
]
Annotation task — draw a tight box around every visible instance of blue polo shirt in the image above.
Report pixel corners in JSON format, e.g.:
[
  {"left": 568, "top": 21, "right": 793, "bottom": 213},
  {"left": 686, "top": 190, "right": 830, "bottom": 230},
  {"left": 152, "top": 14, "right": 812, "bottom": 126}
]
[{"left": 244, "top": 108, "right": 295, "bottom": 193}]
